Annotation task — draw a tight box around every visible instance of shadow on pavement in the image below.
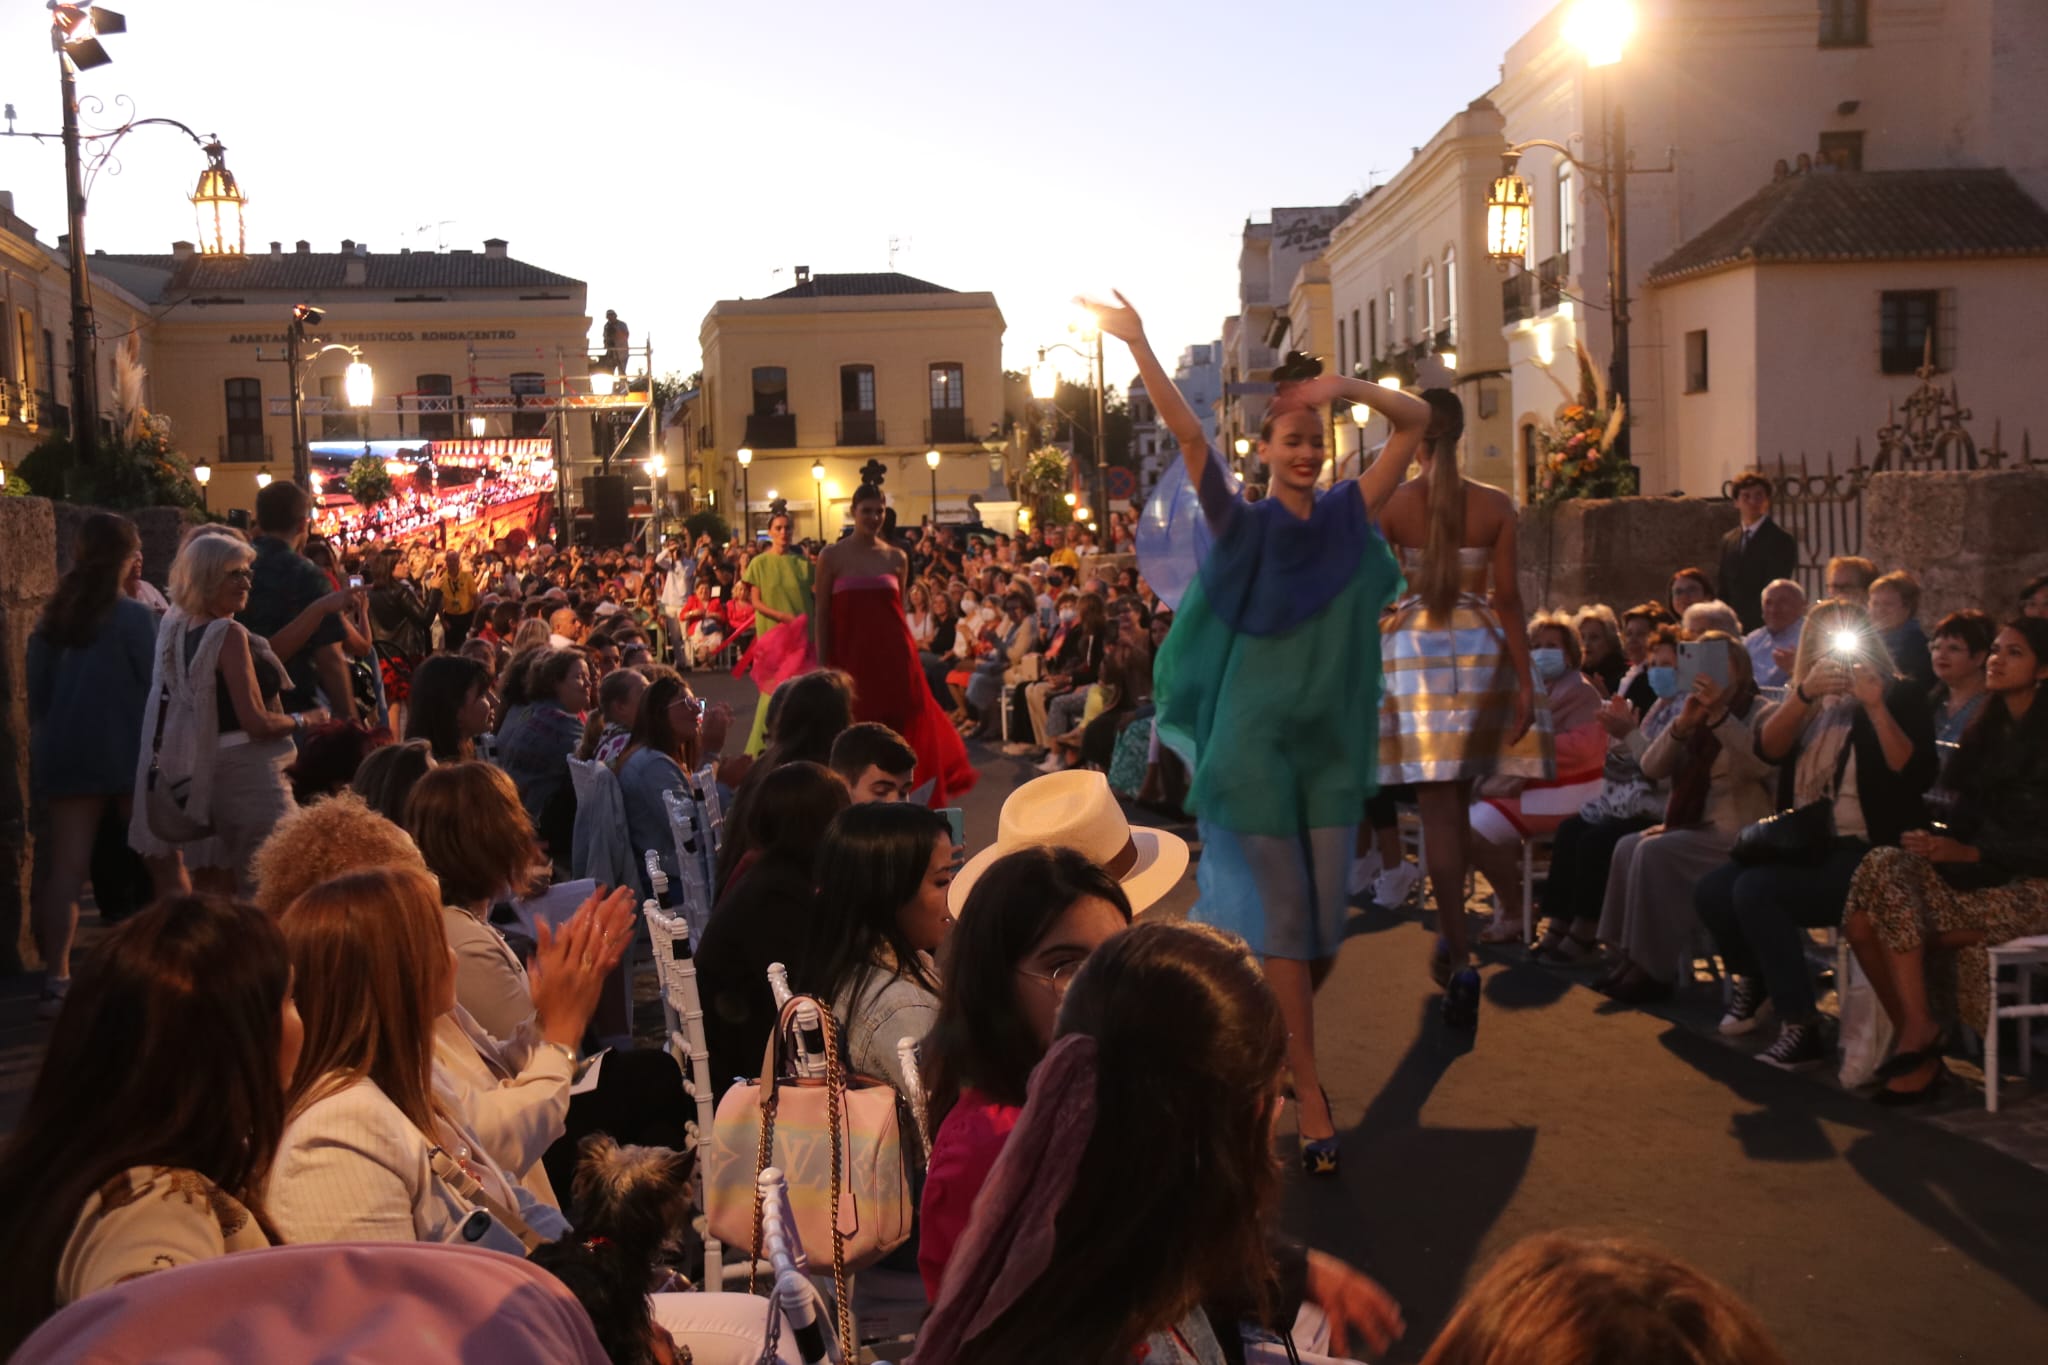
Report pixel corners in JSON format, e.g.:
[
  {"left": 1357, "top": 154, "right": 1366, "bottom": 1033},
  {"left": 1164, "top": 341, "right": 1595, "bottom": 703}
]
[{"left": 1660, "top": 1023, "right": 2048, "bottom": 1312}]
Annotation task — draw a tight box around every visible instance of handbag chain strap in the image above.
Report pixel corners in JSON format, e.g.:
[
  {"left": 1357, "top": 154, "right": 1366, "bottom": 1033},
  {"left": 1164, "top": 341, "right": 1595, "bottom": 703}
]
[{"left": 745, "top": 997, "right": 856, "bottom": 1361}]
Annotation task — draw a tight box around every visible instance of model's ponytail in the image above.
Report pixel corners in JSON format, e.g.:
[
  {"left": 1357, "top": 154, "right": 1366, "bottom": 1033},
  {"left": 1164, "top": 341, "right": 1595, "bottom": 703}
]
[{"left": 1418, "top": 388, "right": 1467, "bottom": 622}]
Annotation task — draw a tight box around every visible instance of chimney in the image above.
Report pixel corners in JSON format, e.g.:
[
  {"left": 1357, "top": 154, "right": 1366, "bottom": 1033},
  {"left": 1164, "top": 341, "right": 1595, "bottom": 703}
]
[
  {"left": 57, "top": 233, "right": 70, "bottom": 253},
  {"left": 269, "top": 240, "right": 282, "bottom": 257},
  {"left": 340, "top": 238, "right": 354, "bottom": 252},
  {"left": 295, "top": 239, "right": 310, "bottom": 253},
  {"left": 795, "top": 264, "right": 811, "bottom": 284},
  {"left": 171, "top": 240, "right": 195, "bottom": 260},
  {"left": 483, "top": 237, "right": 508, "bottom": 259},
  {"left": 344, "top": 252, "right": 367, "bottom": 285},
  {"left": 0, "top": 191, "right": 13, "bottom": 216}
]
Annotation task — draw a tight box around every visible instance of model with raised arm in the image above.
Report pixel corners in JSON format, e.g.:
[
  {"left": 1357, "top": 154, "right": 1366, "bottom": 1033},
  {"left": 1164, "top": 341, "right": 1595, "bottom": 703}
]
[{"left": 1098, "top": 291, "right": 1423, "bottom": 1176}]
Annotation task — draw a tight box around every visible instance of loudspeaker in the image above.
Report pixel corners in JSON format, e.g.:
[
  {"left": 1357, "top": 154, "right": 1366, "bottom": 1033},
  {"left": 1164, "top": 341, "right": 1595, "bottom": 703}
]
[{"left": 581, "top": 474, "right": 629, "bottom": 546}]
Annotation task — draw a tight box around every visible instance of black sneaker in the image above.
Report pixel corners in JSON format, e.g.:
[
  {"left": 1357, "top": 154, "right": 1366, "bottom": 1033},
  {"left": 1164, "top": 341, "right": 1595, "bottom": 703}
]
[
  {"left": 1758, "top": 1019, "right": 1831, "bottom": 1071},
  {"left": 1718, "top": 978, "right": 1772, "bottom": 1036}
]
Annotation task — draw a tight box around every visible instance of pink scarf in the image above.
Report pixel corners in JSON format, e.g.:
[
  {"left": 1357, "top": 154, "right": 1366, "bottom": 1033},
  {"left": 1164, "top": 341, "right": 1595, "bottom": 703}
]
[{"left": 907, "top": 1034, "right": 1100, "bottom": 1364}]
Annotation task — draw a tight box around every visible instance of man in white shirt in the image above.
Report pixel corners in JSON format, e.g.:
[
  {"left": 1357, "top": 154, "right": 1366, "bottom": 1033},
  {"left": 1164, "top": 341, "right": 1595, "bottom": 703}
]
[{"left": 1743, "top": 578, "right": 1807, "bottom": 687}]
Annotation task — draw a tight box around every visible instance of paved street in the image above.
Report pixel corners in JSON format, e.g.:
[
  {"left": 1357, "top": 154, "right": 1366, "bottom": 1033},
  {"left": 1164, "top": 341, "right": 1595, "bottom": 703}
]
[{"left": 6, "top": 665, "right": 2048, "bottom": 1363}]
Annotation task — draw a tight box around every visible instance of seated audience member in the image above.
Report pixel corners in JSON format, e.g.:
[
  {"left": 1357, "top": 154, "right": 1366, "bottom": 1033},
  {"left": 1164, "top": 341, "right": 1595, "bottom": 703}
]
[
  {"left": 284, "top": 720, "right": 390, "bottom": 807},
  {"left": 1574, "top": 603, "right": 1627, "bottom": 695},
  {"left": 0, "top": 898, "right": 293, "bottom": 1352},
  {"left": 577, "top": 666, "right": 646, "bottom": 763},
  {"left": 497, "top": 647, "right": 591, "bottom": 864},
  {"left": 1843, "top": 617, "right": 2048, "bottom": 1104},
  {"left": 1668, "top": 567, "right": 1715, "bottom": 618},
  {"left": 1418, "top": 1234, "right": 1785, "bottom": 1365},
  {"left": 1743, "top": 578, "right": 1807, "bottom": 689},
  {"left": 407, "top": 762, "right": 556, "bottom": 1042},
  {"left": 249, "top": 794, "right": 629, "bottom": 1207},
  {"left": 796, "top": 802, "right": 957, "bottom": 1096},
  {"left": 1695, "top": 600, "right": 1938, "bottom": 1070},
  {"left": 831, "top": 721, "right": 918, "bottom": 803},
  {"left": 269, "top": 867, "right": 571, "bottom": 1245},
  {"left": 715, "top": 669, "right": 855, "bottom": 889},
  {"left": 1680, "top": 599, "right": 1742, "bottom": 641},
  {"left": 611, "top": 673, "right": 709, "bottom": 901},
  {"left": 404, "top": 654, "right": 494, "bottom": 761},
  {"left": 1616, "top": 601, "right": 1677, "bottom": 714},
  {"left": 2023, "top": 572, "right": 2048, "bottom": 620},
  {"left": 349, "top": 738, "right": 436, "bottom": 825},
  {"left": 1531, "top": 626, "right": 1685, "bottom": 962},
  {"left": 1825, "top": 554, "right": 1878, "bottom": 608},
  {"left": 1473, "top": 613, "right": 1606, "bottom": 943},
  {"left": 1596, "top": 633, "right": 1776, "bottom": 1002},
  {"left": 919, "top": 594, "right": 960, "bottom": 703},
  {"left": 908, "top": 923, "right": 1403, "bottom": 1365},
  {"left": 1928, "top": 610, "right": 1996, "bottom": 745},
  {"left": 961, "top": 591, "right": 1039, "bottom": 738},
  {"left": 695, "top": 762, "right": 850, "bottom": 1093},
  {"left": 1869, "top": 569, "right": 1934, "bottom": 692}
]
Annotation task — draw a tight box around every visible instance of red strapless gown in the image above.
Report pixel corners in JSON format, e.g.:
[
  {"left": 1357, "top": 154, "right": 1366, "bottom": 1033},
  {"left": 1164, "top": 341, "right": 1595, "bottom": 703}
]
[{"left": 826, "top": 575, "right": 977, "bottom": 804}]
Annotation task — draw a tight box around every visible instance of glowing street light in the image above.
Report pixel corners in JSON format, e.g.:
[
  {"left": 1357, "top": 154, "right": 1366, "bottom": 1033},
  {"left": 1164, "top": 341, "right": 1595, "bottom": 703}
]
[
  {"left": 1063, "top": 490, "right": 1078, "bottom": 507},
  {"left": 189, "top": 140, "right": 246, "bottom": 257},
  {"left": 1349, "top": 403, "right": 1373, "bottom": 426},
  {"left": 468, "top": 413, "right": 487, "bottom": 438},
  {"left": 925, "top": 447, "right": 941, "bottom": 524},
  {"left": 192, "top": 460, "right": 210, "bottom": 509},
  {"left": 1486, "top": 154, "right": 1535, "bottom": 264},
  {"left": 1564, "top": 0, "right": 1635, "bottom": 68},
  {"left": 343, "top": 359, "right": 374, "bottom": 409},
  {"left": 735, "top": 446, "right": 754, "bottom": 539},
  {"left": 811, "top": 460, "right": 827, "bottom": 539},
  {"left": 1234, "top": 437, "right": 1251, "bottom": 457},
  {"left": 255, "top": 466, "right": 272, "bottom": 490},
  {"left": 590, "top": 370, "right": 618, "bottom": 397},
  {"left": 1029, "top": 360, "right": 1059, "bottom": 403}
]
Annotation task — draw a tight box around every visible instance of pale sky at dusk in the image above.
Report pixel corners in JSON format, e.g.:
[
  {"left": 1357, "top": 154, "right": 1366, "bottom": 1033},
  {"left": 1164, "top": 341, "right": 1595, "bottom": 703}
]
[{"left": 1, "top": 0, "right": 1557, "bottom": 391}]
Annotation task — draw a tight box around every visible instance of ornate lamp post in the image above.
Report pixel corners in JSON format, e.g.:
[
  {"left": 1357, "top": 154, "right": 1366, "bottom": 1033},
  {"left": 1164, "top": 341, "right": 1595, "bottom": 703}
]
[
  {"left": 192, "top": 459, "right": 210, "bottom": 509},
  {"left": 925, "top": 447, "right": 941, "bottom": 525},
  {"left": 810, "top": 459, "right": 827, "bottom": 540},
  {"left": 736, "top": 446, "right": 753, "bottom": 540}
]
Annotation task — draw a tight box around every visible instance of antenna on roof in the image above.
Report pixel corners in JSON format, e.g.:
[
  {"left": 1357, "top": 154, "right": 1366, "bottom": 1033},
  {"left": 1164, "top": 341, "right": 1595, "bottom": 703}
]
[{"left": 888, "top": 235, "right": 911, "bottom": 269}]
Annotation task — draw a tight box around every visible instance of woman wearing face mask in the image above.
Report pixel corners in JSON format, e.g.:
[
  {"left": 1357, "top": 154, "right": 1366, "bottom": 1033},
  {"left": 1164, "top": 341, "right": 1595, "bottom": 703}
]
[
  {"left": 1469, "top": 614, "right": 1606, "bottom": 944},
  {"left": 1100, "top": 295, "right": 1421, "bottom": 1178},
  {"left": 814, "top": 481, "right": 977, "bottom": 804},
  {"left": 1530, "top": 627, "right": 1685, "bottom": 962}
]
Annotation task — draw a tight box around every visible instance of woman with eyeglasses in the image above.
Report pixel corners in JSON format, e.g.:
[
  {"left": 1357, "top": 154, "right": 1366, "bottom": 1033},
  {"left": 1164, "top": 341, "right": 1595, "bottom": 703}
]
[
  {"left": 133, "top": 532, "right": 326, "bottom": 896},
  {"left": 612, "top": 670, "right": 724, "bottom": 901}
]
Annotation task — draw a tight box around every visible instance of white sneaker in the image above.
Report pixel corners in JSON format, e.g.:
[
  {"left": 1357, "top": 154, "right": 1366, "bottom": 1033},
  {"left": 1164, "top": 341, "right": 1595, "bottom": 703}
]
[
  {"left": 1372, "top": 862, "right": 1422, "bottom": 909},
  {"left": 1346, "top": 848, "right": 1385, "bottom": 898}
]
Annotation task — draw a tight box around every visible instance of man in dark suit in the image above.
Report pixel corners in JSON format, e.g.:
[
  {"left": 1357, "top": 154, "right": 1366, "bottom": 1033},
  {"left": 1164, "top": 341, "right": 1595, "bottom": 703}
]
[{"left": 1718, "top": 471, "right": 1798, "bottom": 633}]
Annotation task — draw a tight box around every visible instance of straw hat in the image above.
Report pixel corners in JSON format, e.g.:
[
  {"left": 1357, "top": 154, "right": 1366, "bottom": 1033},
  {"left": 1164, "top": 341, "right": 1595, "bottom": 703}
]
[{"left": 948, "top": 770, "right": 1188, "bottom": 916}]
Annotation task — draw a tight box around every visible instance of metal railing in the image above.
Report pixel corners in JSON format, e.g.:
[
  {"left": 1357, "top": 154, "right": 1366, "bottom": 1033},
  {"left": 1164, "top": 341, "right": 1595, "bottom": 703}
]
[
  {"left": 1538, "top": 253, "right": 1571, "bottom": 312},
  {"left": 836, "top": 414, "right": 884, "bottom": 446},
  {"left": 744, "top": 413, "right": 798, "bottom": 448},
  {"left": 1502, "top": 271, "right": 1535, "bottom": 325},
  {"left": 926, "top": 411, "right": 969, "bottom": 444}
]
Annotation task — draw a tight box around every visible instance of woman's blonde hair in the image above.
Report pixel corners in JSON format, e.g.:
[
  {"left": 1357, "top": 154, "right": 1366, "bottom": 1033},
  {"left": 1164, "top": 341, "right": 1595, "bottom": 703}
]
[
  {"left": 1527, "top": 610, "right": 1583, "bottom": 668},
  {"left": 251, "top": 792, "right": 427, "bottom": 915},
  {"left": 1789, "top": 599, "right": 1897, "bottom": 687},
  {"left": 281, "top": 866, "right": 450, "bottom": 1133},
  {"left": 509, "top": 617, "right": 552, "bottom": 654},
  {"left": 405, "top": 761, "right": 538, "bottom": 907},
  {"left": 168, "top": 531, "right": 255, "bottom": 614}
]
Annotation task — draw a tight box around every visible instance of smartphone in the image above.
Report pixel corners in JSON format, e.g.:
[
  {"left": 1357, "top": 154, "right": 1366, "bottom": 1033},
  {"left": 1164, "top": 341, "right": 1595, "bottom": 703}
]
[
  {"left": 938, "top": 806, "right": 966, "bottom": 868},
  {"left": 1675, "top": 639, "right": 1732, "bottom": 694},
  {"left": 347, "top": 574, "right": 363, "bottom": 589}
]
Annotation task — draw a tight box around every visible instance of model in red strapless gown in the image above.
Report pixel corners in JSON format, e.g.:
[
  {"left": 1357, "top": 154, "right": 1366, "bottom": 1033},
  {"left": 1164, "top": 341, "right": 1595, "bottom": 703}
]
[{"left": 825, "top": 574, "right": 977, "bottom": 805}]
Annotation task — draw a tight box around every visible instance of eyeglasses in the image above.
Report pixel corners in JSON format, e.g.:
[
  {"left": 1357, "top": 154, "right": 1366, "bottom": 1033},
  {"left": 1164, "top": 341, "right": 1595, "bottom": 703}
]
[
  {"left": 226, "top": 568, "right": 254, "bottom": 582},
  {"left": 1016, "top": 959, "right": 1087, "bottom": 996}
]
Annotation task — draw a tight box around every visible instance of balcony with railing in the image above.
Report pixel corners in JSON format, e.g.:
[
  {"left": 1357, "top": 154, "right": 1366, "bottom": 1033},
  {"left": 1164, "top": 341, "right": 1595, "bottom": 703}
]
[
  {"left": 218, "top": 433, "right": 276, "bottom": 460},
  {"left": 1502, "top": 271, "right": 1536, "bottom": 326},
  {"left": 837, "top": 413, "right": 884, "bottom": 446},
  {"left": 1538, "top": 253, "right": 1570, "bottom": 312},
  {"left": 743, "top": 412, "right": 798, "bottom": 449},
  {"left": 926, "top": 410, "right": 970, "bottom": 444}
]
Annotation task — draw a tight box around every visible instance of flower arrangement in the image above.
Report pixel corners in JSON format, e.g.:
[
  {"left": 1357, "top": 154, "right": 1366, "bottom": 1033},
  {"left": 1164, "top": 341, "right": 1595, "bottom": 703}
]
[
  {"left": 345, "top": 456, "right": 395, "bottom": 507},
  {"left": 1533, "top": 339, "right": 1634, "bottom": 504},
  {"left": 1021, "top": 446, "right": 1075, "bottom": 524}
]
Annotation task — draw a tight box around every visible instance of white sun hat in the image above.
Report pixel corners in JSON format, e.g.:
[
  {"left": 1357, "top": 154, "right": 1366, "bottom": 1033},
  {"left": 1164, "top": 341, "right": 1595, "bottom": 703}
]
[{"left": 948, "top": 770, "right": 1189, "bottom": 916}]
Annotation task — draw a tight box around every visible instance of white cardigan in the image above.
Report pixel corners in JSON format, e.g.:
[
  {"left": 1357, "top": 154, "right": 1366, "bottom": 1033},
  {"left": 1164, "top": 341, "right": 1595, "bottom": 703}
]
[
  {"left": 269, "top": 1075, "right": 570, "bottom": 1247},
  {"left": 431, "top": 1006, "right": 573, "bottom": 1208}
]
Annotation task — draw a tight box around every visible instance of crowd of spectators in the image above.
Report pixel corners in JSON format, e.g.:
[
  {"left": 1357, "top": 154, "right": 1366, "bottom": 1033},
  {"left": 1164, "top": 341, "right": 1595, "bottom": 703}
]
[{"left": 5, "top": 464, "right": 2039, "bottom": 1360}]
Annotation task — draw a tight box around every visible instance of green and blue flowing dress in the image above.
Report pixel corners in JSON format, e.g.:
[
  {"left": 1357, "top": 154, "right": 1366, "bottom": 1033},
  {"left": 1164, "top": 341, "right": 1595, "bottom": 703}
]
[{"left": 1152, "top": 455, "right": 1402, "bottom": 961}]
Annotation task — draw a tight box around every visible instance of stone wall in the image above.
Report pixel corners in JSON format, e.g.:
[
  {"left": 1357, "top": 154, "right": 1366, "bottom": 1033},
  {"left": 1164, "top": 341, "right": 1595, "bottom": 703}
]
[
  {"left": 1863, "top": 469, "right": 2048, "bottom": 621},
  {"left": 1516, "top": 496, "right": 1739, "bottom": 615},
  {"left": 0, "top": 498, "right": 57, "bottom": 973}
]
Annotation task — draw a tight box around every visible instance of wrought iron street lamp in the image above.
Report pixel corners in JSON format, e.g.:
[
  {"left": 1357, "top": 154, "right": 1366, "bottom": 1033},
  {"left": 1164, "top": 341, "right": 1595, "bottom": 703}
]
[
  {"left": 468, "top": 413, "right": 487, "bottom": 438},
  {"left": 811, "top": 460, "right": 827, "bottom": 539},
  {"left": 925, "top": 447, "right": 941, "bottom": 525},
  {"left": 254, "top": 466, "right": 272, "bottom": 490},
  {"left": 192, "top": 459, "right": 210, "bottom": 509}
]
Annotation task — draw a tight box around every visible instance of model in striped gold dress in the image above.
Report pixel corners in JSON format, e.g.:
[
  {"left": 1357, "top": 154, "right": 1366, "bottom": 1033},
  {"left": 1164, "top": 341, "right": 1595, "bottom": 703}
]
[{"left": 1375, "top": 393, "right": 1550, "bottom": 1027}]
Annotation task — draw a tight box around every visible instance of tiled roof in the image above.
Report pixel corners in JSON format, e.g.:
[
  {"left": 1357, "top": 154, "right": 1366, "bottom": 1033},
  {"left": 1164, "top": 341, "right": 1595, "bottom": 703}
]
[
  {"left": 89, "top": 250, "right": 583, "bottom": 300},
  {"left": 1647, "top": 168, "right": 2048, "bottom": 284},
  {"left": 767, "top": 272, "right": 958, "bottom": 299}
]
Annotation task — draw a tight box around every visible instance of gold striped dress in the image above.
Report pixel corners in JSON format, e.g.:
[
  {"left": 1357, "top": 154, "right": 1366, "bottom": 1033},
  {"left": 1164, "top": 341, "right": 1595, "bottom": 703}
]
[{"left": 1378, "top": 547, "right": 1555, "bottom": 786}]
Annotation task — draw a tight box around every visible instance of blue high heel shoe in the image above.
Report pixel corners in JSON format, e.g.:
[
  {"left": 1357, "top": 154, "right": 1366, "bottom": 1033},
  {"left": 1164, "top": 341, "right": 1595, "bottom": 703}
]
[{"left": 1442, "top": 964, "right": 1481, "bottom": 1029}]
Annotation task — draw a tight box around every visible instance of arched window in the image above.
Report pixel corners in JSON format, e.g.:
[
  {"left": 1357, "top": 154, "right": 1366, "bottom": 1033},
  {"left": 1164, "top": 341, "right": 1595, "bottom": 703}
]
[
  {"left": 1556, "top": 161, "right": 1576, "bottom": 262},
  {"left": 1421, "top": 261, "right": 1436, "bottom": 337},
  {"left": 1442, "top": 247, "right": 1458, "bottom": 343}
]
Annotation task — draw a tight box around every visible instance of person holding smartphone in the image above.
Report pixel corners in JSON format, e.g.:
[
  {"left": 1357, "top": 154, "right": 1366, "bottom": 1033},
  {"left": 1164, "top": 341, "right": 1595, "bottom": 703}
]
[{"left": 1693, "top": 601, "right": 1938, "bottom": 1070}]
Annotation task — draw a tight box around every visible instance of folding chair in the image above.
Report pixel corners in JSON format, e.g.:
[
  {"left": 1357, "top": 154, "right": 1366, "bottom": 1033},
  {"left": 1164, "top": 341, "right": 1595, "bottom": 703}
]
[
  {"left": 661, "top": 787, "right": 715, "bottom": 946},
  {"left": 1986, "top": 934, "right": 2048, "bottom": 1113},
  {"left": 642, "top": 895, "right": 727, "bottom": 1286}
]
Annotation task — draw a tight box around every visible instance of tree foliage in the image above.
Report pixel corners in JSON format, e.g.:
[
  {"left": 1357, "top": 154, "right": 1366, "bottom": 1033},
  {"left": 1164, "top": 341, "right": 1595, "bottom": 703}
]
[{"left": 14, "top": 415, "right": 204, "bottom": 511}]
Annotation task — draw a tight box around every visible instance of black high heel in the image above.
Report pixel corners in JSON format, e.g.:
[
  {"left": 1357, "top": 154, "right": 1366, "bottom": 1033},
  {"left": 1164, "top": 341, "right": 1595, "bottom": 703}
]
[
  {"left": 1872, "top": 1061, "right": 1949, "bottom": 1108},
  {"left": 1874, "top": 1036, "right": 1948, "bottom": 1082}
]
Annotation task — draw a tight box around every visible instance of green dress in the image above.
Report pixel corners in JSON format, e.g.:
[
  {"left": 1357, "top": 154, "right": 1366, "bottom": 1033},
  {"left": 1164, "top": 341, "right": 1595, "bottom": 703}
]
[{"left": 739, "top": 549, "right": 816, "bottom": 754}]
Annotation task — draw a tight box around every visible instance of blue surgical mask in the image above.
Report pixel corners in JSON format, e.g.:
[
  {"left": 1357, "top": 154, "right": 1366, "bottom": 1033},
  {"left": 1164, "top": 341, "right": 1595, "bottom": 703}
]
[
  {"left": 1648, "top": 664, "right": 1682, "bottom": 699},
  {"left": 1531, "top": 647, "right": 1569, "bottom": 682}
]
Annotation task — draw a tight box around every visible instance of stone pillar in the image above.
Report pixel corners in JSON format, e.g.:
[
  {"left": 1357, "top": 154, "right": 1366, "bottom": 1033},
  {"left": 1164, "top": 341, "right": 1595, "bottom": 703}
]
[
  {"left": 1863, "top": 470, "right": 2048, "bottom": 621},
  {"left": 1517, "top": 496, "right": 1739, "bottom": 615},
  {"left": 0, "top": 497, "right": 58, "bottom": 973}
]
